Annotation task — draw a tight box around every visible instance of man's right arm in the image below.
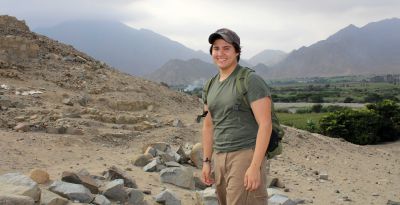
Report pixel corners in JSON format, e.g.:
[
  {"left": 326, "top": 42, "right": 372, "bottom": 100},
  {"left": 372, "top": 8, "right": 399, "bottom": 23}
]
[{"left": 202, "top": 105, "right": 214, "bottom": 185}]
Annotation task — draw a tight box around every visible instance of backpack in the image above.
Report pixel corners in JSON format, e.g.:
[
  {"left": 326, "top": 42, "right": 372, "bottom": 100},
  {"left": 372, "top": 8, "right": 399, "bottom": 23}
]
[{"left": 202, "top": 66, "right": 284, "bottom": 159}]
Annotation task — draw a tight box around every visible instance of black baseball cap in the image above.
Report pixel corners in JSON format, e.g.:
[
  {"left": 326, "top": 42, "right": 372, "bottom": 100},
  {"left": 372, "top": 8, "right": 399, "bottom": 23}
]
[{"left": 208, "top": 28, "right": 240, "bottom": 46}]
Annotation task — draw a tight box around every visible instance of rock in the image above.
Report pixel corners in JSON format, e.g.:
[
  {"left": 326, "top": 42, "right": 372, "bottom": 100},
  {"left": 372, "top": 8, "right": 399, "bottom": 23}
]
[
  {"left": 13, "top": 123, "right": 30, "bottom": 132},
  {"left": 144, "top": 146, "right": 157, "bottom": 157},
  {"left": 158, "top": 151, "right": 176, "bottom": 163},
  {"left": 78, "top": 174, "right": 100, "bottom": 194},
  {"left": 387, "top": 200, "right": 400, "bottom": 205},
  {"left": 268, "top": 194, "right": 296, "bottom": 205},
  {"left": 267, "top": 188, "right": 285, "bottom": 198},
  {"left": 0, "top": 172, "right": 41, "bottom": 202},
  {"left": 194, "top": 176, "right": 208, "bottom": 190},
  {"left": 62, "top": 98, "right": 73, "bottom": 106},
  {"left": 49, "top": 180, "right": 94, "bottom": 203},
  {"left": 195, "top": 187, "right": 218, "bottom": 205},
  {"left": 105, "top": 166, "right": 137, "bottom": 188},
  {"left": 143, "top": 158, "right": 161, "bottom": 172},
  {"left": 319, "top": 170, "right": 329, "bottom": 180},
  {"left": 93, "top": 194, "right": 111, "bottom": 205},
  {"left": 150, "top": 142, "right": 171, "bottom": 153},
  {"left": 190, "top": 143, "right": 203, "bottom": 169},
  {"left": 61, "top": 171, "right": 81, "bottom": 184},
  {"left": 154, "top": 189, "right": 181, "bottom": 205},
  {"left": 132, "top": 154, "right": 153, "bottom": 167},
  {"left": 29, "top": 168, "right": 49, "bottom": 184},
  {"left": 102, "top": 179, "right": 127, "bottom": 203},
  {"left": 160, "top": 167, "right": 195, "bottom": 190},
  {"left": 126, "top": 188, "right": 147, "bottom": 205},
  {"left": 0, "top": 194, "right": 34, "bottom": 205},
  {"left": 165, "top": 161, "right": 181, "bottom": 168},
  {"left": 40, "top": 189, "right": 69, "bottom": 205},
  {"left": 61, "top": 171, "right": 99, "bottom": 194},
  {"left": 172, "top": 119, "right": 183, "bottom": 127},
  {"left": 268, "top": 177, "right": 279, "bottom": 188},
  {"left": 174, "top": 145, "right": 189, "bottom": 163},
  {"left": 275, "top": 178, "right": 285, "bottom": 188}
]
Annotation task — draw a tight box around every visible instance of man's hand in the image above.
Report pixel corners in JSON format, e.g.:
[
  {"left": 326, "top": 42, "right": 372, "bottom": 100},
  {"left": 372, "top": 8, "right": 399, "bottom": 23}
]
[
  {"left": 201, "top": 162, "right": 214, "bottom": 186},
  {"left": 244, "top": 164, "right": 261, "bottom": 191}
]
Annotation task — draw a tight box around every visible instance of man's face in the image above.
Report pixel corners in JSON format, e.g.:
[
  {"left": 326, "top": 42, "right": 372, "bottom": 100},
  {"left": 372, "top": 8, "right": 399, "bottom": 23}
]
[{"left": 211, "top": 39, "right": 238, "bottom": 71}]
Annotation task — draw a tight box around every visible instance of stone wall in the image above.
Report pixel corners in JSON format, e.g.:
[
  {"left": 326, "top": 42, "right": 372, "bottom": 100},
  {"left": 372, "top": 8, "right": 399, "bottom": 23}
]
[
  {"left": 0, "top": 36, "right": 39, "bottom": 63},
  {"left": 0, "top": 15, "right": 30, "bottom": 35}
]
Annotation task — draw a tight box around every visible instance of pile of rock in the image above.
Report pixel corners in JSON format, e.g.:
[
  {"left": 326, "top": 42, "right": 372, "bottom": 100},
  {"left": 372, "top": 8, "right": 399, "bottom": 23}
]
[{"left": 0, "top": 165, "right": 184, "bottom": 205}]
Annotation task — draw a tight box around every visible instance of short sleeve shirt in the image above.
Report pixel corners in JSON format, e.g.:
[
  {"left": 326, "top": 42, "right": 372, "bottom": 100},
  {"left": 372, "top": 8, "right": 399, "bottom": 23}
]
[{"left": 203, "top": 65, "right": 271, "bottom": 153}]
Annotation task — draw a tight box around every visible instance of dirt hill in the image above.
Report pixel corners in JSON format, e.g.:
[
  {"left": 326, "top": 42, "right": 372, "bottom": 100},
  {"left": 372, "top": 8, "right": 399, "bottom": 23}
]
[{"left": 1, "top": 15, "right": 399, "bottom": 205}]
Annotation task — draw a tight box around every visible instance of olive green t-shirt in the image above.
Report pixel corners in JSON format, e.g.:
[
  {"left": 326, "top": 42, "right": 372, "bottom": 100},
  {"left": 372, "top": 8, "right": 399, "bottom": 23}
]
[{"left": 203, "top": 65, "right": 271, "bottom": 153}]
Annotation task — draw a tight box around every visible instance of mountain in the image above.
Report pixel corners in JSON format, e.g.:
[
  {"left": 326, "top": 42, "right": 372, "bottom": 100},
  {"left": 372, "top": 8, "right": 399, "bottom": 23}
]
[
  {"left": 271, "top": 18, "right": 400, "bottom": 79},
  {"left": 249, "top": 49, "right": 287, "bottom": 66},
  {"left": 145, "top": 58, "right": 217, "bottom": 86},
  {"left": 34, "top": 20, "right": 211, "bottom": 76}
]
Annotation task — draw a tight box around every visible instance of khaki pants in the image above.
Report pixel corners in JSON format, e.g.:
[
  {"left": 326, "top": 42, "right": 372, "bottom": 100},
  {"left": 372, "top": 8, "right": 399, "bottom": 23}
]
[{"left": 214, "top": 148, "right": 268, "bottom": 205}]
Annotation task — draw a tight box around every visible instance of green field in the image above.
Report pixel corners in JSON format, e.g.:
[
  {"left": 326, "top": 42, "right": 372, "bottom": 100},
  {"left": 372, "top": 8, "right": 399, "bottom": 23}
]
[{"left": 277, "top": 112, "right": 326, "bottom": 131}]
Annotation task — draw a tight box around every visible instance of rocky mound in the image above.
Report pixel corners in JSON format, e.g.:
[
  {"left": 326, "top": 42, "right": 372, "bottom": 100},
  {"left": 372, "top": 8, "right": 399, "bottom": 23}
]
[{"left": 0, "top": 15, "right": 201, "bottom": 147}]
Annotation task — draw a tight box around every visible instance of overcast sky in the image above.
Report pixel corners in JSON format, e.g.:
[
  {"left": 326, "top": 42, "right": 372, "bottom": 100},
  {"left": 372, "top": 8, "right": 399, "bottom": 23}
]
[{"left": 2, "top": 0, "right": 400, "bottom": 58}]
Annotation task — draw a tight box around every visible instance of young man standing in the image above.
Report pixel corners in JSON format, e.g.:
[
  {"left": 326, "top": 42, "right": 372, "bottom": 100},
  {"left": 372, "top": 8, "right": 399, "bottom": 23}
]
[{"left": 201, "top": 28, "right": 273, "bottom": 205}]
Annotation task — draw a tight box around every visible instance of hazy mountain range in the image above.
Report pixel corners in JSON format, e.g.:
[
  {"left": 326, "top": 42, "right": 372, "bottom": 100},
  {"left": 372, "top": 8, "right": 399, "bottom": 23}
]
[
  {"left": 35, "top": 20, "right": 211, "bottom": 76},
  {"left": 35, "top": 18, "right": 400, "bottom": 83},
  {"left": 269, "top": 18, "right": 400, "bottom": 79}
]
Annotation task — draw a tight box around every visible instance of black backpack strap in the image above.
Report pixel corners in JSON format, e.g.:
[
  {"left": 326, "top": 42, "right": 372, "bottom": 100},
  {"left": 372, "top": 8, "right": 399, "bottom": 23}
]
[
  {"left": 202, "top": 74, "right": 218, "bottom": 104},
  {"left": 196, "top": 74, "right": 218, "bottom": 123},
  {"left": 235, "top": 67, "right": 254, "bottom": 108}
]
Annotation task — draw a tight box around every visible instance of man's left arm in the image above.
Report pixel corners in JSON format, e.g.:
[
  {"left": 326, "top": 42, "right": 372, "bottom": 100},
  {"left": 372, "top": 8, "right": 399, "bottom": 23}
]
[{"left": 244, "top": 96, "right": 272, "bottom": 191}]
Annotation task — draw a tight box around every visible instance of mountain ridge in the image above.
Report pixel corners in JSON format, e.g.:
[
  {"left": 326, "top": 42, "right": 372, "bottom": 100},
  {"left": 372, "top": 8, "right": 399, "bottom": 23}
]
[{"left": 34, "top": 20, "right": 211, "bottom": 76}]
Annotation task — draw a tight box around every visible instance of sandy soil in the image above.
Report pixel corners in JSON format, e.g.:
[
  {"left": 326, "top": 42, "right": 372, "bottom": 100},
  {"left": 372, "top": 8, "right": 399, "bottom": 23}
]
[{"left": 1, "top": 118, "right": 399, "bottom": 205}]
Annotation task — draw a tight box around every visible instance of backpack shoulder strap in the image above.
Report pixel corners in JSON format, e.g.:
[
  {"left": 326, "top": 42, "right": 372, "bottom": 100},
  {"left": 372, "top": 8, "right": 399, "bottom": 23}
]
[
  {"left": 235, "top": 67, "right": 254, "bottom": 107},
  {"left": 203, "top": 74, "right": 218, "bottom": 104}
]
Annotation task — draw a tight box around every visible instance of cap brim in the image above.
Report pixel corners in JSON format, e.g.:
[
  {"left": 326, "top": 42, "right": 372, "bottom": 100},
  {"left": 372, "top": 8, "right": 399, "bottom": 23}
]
[
  {"left": 208, "top": 33, "right": 222, "bottom": 44},
  {"left": 209, "top": 33, "right": 233, "bottom": 44}
]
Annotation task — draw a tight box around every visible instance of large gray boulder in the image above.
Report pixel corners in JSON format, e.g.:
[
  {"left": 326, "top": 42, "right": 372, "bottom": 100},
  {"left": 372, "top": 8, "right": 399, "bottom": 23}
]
[
  {"left": 101, "top": 179, "right": 127, "bottom": 203},
  {"left": 160, "top": 167, "right": 194, "bottom": 190},
  {"left": 49, "top": 180, "right": 94, "bottom": 203},
  {"left": 190, "top": 143, "right": 203, "bottom": 168},
  {"left": 195, "top": 187, "right": 218, "bottom": 205},
  {"left": 268, "top": 194, "right": 296, "bottom": 205},
  {"left": 0, "top": 194, "right": 35, "bottom": 205},
  {"left": 105, "top": 166, "right": 137, "bottom": 188},
  {"left": 40, "top": 189, "right": 69, "bottom": 205},
  {"left": 154, "top": 189, "right": 181, "bottom": 205},
  {"left": 126, "top": 188, "right": 147, "bottom": 205},
  {"left": 93, "top": 194, "right": 111, "bottom": 205},
  {"left": 0, "top": 172, "right": 41, "bottom": 202}
]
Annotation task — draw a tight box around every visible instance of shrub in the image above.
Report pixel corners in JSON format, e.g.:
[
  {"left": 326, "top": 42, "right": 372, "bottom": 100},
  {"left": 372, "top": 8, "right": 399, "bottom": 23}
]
[
  {"left": 344, "top": 97, "right": 354, "bottom": 103},
  {"left": 311, "top": 104, "right": 323, "bottom": 113},
  {"left": 320, "top": 109, "right": 381, "bottom": 144},
  {"left": 320, "top": 100, "right": 400, "bottom": 145},
  {"left": 306, "top": 119, "right": 317, "bottom": 132},
  {"left": 366, "top": 100, "right": 400, "bottom": 141}
]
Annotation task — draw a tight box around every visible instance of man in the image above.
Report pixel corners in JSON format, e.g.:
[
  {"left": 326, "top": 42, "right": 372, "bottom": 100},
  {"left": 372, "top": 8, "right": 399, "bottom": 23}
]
[{"left": 201, "top": 28, "right": 273, "bottom": 205}]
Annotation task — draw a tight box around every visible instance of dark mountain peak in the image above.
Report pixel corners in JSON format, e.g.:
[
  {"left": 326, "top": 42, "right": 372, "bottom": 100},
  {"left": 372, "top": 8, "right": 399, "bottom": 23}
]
[{"left": 327, "top": 24, "right": 360, "bottom": 42}]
